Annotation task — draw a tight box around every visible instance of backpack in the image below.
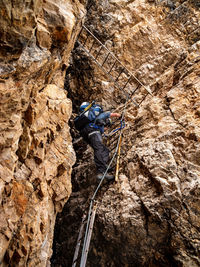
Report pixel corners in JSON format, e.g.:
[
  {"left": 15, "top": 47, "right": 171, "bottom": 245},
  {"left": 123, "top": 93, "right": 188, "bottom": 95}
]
[{"left": 74, "top": 101, "right": 103, "bottom": 131}]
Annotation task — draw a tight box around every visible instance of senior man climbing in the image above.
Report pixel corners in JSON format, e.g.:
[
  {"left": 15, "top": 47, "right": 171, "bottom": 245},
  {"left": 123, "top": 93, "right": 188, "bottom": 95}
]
[{"left": 74, "top": 102, "right": 121, "bottom": 181}]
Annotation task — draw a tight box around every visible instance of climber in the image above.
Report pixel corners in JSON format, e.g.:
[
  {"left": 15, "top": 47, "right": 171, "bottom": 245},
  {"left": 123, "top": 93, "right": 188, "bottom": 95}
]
[{"left": 77, "top": 102, "right": 121, "bottom": 181}]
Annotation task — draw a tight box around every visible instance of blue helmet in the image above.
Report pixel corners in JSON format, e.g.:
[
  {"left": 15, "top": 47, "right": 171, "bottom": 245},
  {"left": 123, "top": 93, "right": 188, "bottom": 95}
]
[
  {"left": 80, "top": 102, "right": 90, "bottom": 112},
  {"left": 92, "top": 105, "right": 103, "bottom": 116},
  {"left": 79, "top": 102, "right": 103, "bottom": 117}
]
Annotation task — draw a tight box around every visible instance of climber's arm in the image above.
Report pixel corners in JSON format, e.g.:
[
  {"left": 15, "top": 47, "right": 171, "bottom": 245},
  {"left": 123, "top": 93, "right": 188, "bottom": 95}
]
[{"left": 110, "top": 113, "right": 121, "bottom": 118}]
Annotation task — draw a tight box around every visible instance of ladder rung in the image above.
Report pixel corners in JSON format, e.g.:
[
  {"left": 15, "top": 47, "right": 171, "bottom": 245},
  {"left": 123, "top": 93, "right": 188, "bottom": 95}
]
[
  {"left": 108, "top": 122, "right": 121, "bottom": 133},
  {"left": 121, "top": 76, "right": 132, "bottom": 91},
  {"left": 110, "top": 145, "right": 118, "bottom": 152},
  {"left": 138, "top": 92, "right": 148, "bottom": 106},
  {"left": 112, "top": 117, "right": 121, "bottom": 123},
  {"left": 115, "top": 68, "right": 124, "bottom": 82},
  {"left": 83, "top": 31, "right": 89, "bottom": 46},
  {"left": 108, "top": 59, "right": 117, "bottom": 74},
  {"left": 89, "top": 39, "right": 95, "bottom": 53},
  {"left": 101, "top": 52, "right": 110, "bottom": 67},
  {"left": 95, "top": 45, "right": 103, "bottom": 60},
  {"left": 109, "top": 135, "right": 119, "bottom": 146},
  {"left": 109, "top": 138, "right": 119, "bottom": 148},
  {"left": 110, "top": 120, "right": 121, "bottom": 129},
  {"left": 131, "top": 84, "right": 141, "bottom": 96}
]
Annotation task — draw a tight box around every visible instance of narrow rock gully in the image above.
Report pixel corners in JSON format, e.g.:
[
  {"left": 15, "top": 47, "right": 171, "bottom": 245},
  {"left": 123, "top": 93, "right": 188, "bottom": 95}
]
[{"left": 51, "top": 0, "right": 200, "bottom": 266}]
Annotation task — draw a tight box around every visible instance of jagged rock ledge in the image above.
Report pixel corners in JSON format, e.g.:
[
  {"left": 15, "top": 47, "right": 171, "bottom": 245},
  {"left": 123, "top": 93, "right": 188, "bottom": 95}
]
[
  {"left": 0, "top": 1, "right": 86, "bottom": 266},
  {"left": 52, "top": 0, "right": 200, "bottom": 266}
]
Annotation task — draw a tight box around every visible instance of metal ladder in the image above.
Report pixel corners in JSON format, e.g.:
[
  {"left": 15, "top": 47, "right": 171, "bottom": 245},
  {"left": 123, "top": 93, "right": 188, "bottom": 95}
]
[
  {"left": 72, "top": 209, "right": 97, "bottom": 267},
  {"left": 77, "top": 25, "right": 152, "bottom": 107}
]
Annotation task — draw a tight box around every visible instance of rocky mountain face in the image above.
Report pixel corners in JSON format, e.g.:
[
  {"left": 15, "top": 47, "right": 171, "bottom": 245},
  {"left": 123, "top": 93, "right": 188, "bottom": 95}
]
[
  {"left": 52, "top": 0, "right": 200, "bottom": 266},
  {"left": 0, "top": 0, "right": 199, "bottom": 266},
  {"left": 0, "top": 0, "right": 86, "bottom": 266}
]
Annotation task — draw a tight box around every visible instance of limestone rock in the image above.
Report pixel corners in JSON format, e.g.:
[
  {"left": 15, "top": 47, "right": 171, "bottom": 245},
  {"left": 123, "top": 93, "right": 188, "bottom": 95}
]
[
  {"left": 0, "top": 0, "right": 86, "bottom": 266},
  {"left": 52, "top": 0, "right": 200, "bottom": 266}
]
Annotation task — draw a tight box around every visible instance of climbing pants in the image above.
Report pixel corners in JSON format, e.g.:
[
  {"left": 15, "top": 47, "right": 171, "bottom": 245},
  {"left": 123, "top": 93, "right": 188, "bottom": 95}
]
[{"left": 80, "top": 127, "right": 109, "bottom": 174}]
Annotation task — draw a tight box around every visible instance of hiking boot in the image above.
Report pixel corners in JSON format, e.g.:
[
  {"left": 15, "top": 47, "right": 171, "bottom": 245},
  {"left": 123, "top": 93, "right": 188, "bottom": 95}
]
[{"left": 97, "top": 173, "right": 115, "bottom": 181}]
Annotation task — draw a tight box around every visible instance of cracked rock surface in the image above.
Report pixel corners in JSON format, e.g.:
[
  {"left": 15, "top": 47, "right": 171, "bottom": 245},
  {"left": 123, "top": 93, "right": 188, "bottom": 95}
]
[
  {"left": 52, "top": 0, "right": 200, "bottom": 266},
  {"left": 0, "top": 0, "right": 86, "bottom": 266}
]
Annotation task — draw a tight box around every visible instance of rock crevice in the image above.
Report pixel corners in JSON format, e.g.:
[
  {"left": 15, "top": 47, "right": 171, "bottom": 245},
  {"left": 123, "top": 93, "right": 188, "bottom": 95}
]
[{"left": 52, "top": 0, "right": 200, "bottom": 266}]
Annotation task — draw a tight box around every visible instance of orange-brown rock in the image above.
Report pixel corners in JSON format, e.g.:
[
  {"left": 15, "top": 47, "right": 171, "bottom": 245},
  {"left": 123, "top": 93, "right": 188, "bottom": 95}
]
[
  {"left": 52, "top": 0, "right": 200, "bottom": 266},
  {"left": 0, "top": 0, "right": 86, "bottom": 266}
]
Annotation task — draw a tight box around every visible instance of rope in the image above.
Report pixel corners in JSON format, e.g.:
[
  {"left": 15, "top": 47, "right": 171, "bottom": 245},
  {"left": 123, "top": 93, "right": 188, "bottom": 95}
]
[{"left": 109, "top": 119, "right": 125, "bottom": 135}]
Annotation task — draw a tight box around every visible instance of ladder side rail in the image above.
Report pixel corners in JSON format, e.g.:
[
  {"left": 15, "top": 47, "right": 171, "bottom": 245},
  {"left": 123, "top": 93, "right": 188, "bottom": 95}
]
[
  {"left": 78, "top": 41, "right": 125, "bottom": 90},
  {"left": 77, "top": 41, "right": 117, "bottom": 84},
  {"left": 80, "top": 201, "right": 94, "bottom": 267},
  {"left": 82, "top": 26, "right": 131, "bottom": 75},
  {"left": 82, "top": 25, "right": 129, "bottom": 70},
  {"left": 80, "top": 206, "right": 97, "bottom": 267},
  {"left": 72, "top": 214, "right": 87, "bottom": 267}
]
